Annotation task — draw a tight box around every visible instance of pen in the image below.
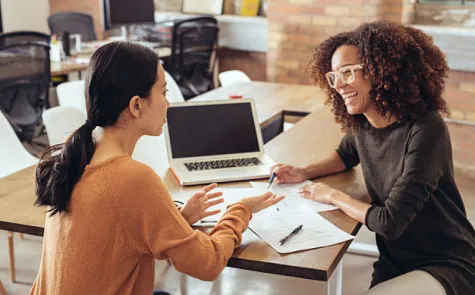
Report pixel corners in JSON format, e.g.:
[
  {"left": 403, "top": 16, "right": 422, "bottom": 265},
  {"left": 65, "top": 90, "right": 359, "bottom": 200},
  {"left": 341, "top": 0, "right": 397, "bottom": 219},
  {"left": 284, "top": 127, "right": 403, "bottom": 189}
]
[
  {"left": 268, "top": 172, "right": 276, "bottom": 189},
  {"left": 279, "top": 225, "right": 303, "bottom": 246}
]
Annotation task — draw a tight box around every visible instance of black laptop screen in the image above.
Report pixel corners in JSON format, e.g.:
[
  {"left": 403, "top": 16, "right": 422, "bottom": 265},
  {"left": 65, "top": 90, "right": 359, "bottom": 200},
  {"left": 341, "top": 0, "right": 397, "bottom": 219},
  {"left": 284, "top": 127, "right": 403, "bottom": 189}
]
[{"left": 166, "top": 102, "right": 260, "bottom": 158}]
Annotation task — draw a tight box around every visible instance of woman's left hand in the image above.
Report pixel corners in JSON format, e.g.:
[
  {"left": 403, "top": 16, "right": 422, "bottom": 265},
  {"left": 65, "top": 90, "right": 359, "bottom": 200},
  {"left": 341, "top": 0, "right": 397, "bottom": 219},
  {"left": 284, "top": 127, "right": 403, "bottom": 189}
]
[
  {"left": 181, "top": 183, "right": 224, "bottom": 225},
  {"left": 298, "top": 182, "right": 338, "bottom": 205}
]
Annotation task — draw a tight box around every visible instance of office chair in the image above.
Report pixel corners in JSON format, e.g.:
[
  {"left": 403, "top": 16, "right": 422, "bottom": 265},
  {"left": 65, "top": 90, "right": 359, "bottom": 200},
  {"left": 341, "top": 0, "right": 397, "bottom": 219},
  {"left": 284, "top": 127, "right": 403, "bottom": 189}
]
[
  {"left": 0, "top": 31, "right": 51, "bottom": 142},
  {"left": 168, "top": 17, "right": 219, "bottom": 100},
  {"left": 48, "top": 12, "right": 97, "bottom": 42},
  {"left": 164, "top": 71, "right": 185, "bottom": 103},
  {"left": 218, "top": 70, "right": 251, "bottom": 87},
  {"left": 42, "top": 106, "right": 86, "bottom": 146},
  {"left": 56, "top": 80, "right": 87, "bottom": 113}
]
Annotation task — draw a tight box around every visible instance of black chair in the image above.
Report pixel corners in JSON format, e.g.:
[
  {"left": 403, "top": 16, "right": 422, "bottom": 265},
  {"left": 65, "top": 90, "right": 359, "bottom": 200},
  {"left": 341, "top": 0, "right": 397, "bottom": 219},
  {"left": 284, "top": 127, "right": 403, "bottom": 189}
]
[
  {"left": 167, "top": 17, "right": 219, "bottom": 100},
  {"left": 0, "top": 31, "right": 51, "bottom": 142},
  {"left": 48, "top": 12, "right": 97, "bottom": 42}
]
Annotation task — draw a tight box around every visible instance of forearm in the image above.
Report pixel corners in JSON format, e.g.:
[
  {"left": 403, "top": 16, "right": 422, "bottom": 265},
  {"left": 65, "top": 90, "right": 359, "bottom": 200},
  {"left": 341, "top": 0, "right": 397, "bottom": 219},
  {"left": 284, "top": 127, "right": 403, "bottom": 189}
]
[
  {"left": 330, "top": 190, "right": 371, "bottom": 224},
  {"left": 302, "top": 151, "right": 347, "bottom": 180}
]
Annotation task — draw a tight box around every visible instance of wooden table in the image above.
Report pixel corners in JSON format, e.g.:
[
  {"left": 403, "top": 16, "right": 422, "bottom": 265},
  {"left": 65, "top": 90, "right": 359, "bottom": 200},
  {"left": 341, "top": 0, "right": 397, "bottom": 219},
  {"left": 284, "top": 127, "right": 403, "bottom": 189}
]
[{"left": 0, "top": 82, "right": 368, "bottom": 295}]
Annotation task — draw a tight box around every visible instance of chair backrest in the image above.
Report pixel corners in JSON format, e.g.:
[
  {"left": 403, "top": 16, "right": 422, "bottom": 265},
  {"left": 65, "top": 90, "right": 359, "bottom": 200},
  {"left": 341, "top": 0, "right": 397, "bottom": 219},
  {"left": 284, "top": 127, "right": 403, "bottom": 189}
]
[
  {"left": 168, "top": 17, "right": 219, "bottom": 100},
  {"left": 218, "top": 70, "right": 251, "bottom": 87},
  {"left": 48, "top": 12, "right": 97, "bottom": 42},
  {"left": 42, "top": 106, "right": 87, "bottom": 146},
  {"left": 0, "top": 109, "right": 38, "bottom": 178},
  {"left": 0, "top": 31, "right": 51, "bottom": 141},
  {"left": 56, "top": 80, "right": 87, "bottom": 113},
  {"left": 164, "top": 71, "right": 185, "bottom": 103}
]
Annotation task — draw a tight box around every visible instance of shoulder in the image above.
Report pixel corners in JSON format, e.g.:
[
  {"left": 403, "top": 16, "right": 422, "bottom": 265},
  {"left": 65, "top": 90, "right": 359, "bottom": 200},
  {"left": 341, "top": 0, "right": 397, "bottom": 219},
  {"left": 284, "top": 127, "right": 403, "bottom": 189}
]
[
  {"left": 100, "top": 156, "right": 165, "bottom": 192},
  {"left": 411, "top": 111, "right": 447, "bottom": 134},
  {"left": 408, "top": 111, "right": 450, "bottom": 150}
]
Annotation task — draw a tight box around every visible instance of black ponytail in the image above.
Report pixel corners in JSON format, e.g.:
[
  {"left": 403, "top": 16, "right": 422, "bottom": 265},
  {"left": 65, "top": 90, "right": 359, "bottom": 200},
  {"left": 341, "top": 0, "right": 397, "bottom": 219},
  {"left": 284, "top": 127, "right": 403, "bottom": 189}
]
[
  {"left": 35, "top": 42, "right": 159, "bottom": 216},
  {"left": 35, "top": 122, "right": 96, "bottom": 215}
]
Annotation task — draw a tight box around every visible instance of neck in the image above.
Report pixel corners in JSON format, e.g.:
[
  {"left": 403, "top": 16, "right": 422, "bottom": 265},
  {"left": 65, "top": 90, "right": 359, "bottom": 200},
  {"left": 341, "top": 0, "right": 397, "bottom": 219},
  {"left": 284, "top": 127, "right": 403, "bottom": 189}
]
[
  {"left": 96, "top": 125, "right": 141, "bottom": 156},
  {"left": 364, "top": 108, "right": 397, "bottom": 128}
]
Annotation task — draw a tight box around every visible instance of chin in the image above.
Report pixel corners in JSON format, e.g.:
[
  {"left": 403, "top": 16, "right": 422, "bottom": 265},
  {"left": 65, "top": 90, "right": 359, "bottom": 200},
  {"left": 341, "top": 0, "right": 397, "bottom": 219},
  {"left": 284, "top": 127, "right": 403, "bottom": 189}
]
[{"left": 346, "top": 106, "right": 362, "bottom": 115}]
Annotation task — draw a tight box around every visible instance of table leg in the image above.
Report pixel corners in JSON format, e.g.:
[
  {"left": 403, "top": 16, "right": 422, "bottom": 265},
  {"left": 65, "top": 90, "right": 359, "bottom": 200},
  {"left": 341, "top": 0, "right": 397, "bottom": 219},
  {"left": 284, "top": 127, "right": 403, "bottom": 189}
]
[
  {"left": 348, "top": 242, "right": 379, "bottom": 257},
  {"left": 7, "top": 232, "right": 15, "bottom": 282},
  {"left": 0, "top": 279, "right": 7, "bottom": 295},
  {"left": 327, "top": 260, "right": 343, "bottom": 295}
]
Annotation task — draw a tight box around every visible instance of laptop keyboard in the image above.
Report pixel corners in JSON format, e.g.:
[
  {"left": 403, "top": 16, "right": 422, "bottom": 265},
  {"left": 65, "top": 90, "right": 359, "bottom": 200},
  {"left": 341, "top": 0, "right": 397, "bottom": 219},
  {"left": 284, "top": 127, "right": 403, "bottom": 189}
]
[{"left": 184, "top": 157, "right": 262, "bottom": 171}]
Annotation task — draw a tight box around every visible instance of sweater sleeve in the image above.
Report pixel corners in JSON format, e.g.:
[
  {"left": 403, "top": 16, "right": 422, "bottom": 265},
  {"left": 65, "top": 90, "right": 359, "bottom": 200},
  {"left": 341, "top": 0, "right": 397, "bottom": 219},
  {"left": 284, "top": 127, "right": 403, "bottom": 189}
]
[
  {"left": 336, "top": 132, "right": 360, "bottom": 170},
  {"left": 365, "top": 116, "right": 449, "bottom": 240},
  {"left": 104, "top": 161, "right": 252, "bottom": 281}
]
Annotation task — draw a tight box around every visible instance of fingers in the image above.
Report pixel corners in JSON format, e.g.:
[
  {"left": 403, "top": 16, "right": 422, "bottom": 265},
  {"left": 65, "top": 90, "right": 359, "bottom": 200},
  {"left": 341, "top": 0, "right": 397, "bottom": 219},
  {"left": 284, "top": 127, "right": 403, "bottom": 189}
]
[
  {"left": 269, "top": 195, "right": 285, "bottom": 205},
  {"left": 204, "top": 209, "right": 221, "bottom": 217},
  {"left": 205, "top": 198, "right": 224, "bottom": 208},
  {"left": 269, "top": 163, "right": 284, "bottom": 175},
  {"left": 201, "top": 183, "right": 218, "bottom": 193},
  {"left": 206, "top": 191, "right": 223, "bottom": 200},
  {"left": 298, "top": 183, "right": 312, "bottom": 193},
  {"left": 259, "top": 191, "right": 274, "bottom": 200}
]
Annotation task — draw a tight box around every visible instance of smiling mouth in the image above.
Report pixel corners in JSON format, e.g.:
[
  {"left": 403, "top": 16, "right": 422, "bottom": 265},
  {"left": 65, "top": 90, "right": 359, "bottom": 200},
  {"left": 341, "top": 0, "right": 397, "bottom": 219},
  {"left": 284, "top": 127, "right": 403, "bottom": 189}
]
[{"left": 342, "top": 92, "right": 358, "bottom": 104}]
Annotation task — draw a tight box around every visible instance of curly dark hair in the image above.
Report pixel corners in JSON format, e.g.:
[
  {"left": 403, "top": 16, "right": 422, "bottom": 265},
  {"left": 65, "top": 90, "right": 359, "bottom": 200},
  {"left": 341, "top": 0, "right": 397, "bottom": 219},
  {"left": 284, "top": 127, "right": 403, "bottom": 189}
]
[{"left": 308, "top": 20, "right": 449, "bottom": 131}]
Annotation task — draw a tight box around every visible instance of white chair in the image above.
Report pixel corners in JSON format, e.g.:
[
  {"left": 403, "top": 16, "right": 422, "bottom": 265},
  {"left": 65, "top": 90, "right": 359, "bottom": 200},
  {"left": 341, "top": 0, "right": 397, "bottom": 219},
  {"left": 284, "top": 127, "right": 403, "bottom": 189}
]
[
  {"left": 0, "top": 110, "right": 38, "bottom": 283},
  {"left": 56, "top": 80, "right": 87, "bottom": 113},
  {"left": 0, "top": 111, "right": 38, "bottom": 178},
  {"left": 218, "top": 70, "right": 251, "bottom": 87},
  {"left": 164, "top": 71, "right": 185, "bottom": 103},
  {"left": 42, "top": 106, "right": 87, "bottom": 146}
]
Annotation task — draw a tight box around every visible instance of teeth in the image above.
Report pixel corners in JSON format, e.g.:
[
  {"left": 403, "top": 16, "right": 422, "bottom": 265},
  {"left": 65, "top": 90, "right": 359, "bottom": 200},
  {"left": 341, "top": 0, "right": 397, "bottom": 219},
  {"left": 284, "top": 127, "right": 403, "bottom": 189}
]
[{"left": 342, "top": 92, "right": 358, "bottom": 99}]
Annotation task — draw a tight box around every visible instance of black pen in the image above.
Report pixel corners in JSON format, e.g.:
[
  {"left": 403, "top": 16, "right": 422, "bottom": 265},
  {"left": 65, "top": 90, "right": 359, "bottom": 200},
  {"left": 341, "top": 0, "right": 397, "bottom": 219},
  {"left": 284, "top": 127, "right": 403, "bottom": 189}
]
[
  {"left": 268, "top": 172, "right": 276, "bottom": 189},
  {"left": 279, "top": 225, "right": 303, "bottom": 246}
]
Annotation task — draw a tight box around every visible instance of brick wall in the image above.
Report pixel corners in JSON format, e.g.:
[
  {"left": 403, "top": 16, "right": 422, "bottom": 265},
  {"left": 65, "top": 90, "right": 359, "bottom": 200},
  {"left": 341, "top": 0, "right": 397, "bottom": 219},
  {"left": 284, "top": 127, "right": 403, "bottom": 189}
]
[
  {"left": 49, "top": 0, "right": 104, "bottom": 39},
  {"left": 219, "top": 48, "right": 267, "bottom": 81},
  {"left": 267, "top": 0, "right": 403, "bottom": 84}
]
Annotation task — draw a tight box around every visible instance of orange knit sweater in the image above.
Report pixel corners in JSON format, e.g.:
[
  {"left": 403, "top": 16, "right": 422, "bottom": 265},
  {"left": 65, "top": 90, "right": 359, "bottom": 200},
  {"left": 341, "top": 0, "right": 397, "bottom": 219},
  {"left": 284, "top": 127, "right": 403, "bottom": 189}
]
[{"left": 30, "top": 156, "right": 252, "bottom": 295}]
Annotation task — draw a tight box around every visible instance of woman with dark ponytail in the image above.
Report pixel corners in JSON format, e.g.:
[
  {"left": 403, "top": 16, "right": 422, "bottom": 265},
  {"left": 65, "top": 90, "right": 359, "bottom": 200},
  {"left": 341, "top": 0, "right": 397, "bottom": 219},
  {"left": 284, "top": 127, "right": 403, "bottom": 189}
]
[{"left": 30, "top": 42, "right": 284, "bottom": 295}]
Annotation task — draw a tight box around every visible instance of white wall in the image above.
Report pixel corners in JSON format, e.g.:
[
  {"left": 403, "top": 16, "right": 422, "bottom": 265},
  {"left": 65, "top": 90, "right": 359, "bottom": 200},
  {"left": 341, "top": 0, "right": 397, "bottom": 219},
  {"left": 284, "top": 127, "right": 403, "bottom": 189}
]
[{"left": 1, "top": 0, "right": 50, "bottom": 33}]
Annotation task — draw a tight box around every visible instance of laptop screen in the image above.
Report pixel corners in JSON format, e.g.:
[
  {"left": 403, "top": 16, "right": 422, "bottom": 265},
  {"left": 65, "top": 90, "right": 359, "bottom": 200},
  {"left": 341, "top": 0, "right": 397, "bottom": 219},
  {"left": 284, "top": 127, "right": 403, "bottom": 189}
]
[{"left": 166, "top": 102, "right": 260, "bottom": 158}]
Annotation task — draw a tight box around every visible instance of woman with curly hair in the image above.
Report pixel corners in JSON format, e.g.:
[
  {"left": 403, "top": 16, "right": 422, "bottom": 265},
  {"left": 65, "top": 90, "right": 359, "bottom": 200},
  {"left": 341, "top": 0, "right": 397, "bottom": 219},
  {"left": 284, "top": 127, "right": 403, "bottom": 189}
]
[{"left": 271, "top": 21, "right": 475, "bottom": 295}]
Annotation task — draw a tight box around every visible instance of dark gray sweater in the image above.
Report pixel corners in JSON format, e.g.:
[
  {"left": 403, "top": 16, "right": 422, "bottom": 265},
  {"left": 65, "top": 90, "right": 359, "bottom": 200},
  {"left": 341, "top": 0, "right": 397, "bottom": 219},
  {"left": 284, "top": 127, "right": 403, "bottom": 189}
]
[{"left": 336, "top": 111, "right": 475, "bottom": 295}]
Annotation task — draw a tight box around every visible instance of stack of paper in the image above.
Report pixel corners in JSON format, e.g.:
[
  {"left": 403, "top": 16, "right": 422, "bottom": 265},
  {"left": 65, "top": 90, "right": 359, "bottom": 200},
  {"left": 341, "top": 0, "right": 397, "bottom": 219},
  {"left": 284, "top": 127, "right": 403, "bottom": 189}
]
[
  {"left": 188, "top": 182, "right": 353, "bottom": 254},
  {"left": 249, "top": 205, "right": 354, "bottom": 254}
]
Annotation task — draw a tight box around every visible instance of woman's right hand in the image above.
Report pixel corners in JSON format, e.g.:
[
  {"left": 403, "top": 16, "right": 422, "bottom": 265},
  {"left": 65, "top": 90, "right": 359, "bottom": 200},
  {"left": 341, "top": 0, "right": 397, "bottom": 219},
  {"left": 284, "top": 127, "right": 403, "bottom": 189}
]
[
  {"left": 241, "top": 192, "right": 285, "bottom": 213},
  {"left": 270, "top": 164, "right": 308, "bottom": 184}
]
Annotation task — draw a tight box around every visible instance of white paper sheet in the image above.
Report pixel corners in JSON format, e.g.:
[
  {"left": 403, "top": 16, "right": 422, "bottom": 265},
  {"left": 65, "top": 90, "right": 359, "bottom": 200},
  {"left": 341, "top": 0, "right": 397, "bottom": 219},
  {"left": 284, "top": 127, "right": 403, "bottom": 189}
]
[
  {"left": 250, "top": 181, "right": 339, "bottom": 213},
  {"left": 195, "top": 187, "right": 267, "bottom": 226},
  {"left": 249, "top": 205, "right": 354, "bottom": 254}
]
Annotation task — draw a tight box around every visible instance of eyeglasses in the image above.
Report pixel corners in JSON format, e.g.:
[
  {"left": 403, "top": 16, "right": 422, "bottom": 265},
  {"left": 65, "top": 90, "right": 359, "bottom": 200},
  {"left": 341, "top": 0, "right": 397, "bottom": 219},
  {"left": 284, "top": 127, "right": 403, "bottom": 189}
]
[{"left": 325, "top": 64, "right": 363, "bottom": 89}]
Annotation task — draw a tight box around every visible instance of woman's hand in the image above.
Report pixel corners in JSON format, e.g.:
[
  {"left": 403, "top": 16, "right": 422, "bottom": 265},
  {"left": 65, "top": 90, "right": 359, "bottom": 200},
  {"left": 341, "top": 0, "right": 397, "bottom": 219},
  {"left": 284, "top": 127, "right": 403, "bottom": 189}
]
[
  {"left": 181, "top": 183, "right": 224, "bottom": 225},
  {"left": 298, "top": 182, "right": 338, "bottom": 204},
  {"left": 270, "top": 163, "right": 307, "bottom": 184},
  {"left": 241, "top": 192, "right": 285, "bottom": 213}
]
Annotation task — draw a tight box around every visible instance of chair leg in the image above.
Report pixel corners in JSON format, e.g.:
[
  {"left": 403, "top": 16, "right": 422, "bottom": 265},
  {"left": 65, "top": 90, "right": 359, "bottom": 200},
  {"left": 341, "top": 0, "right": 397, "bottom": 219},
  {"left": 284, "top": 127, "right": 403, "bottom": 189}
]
[
  {"left": 0, "top": 279, "right": 7, "bottom": 295},
  {"left": 7, "top": 232, "right": 16, "bottom": 282},
  {"left": 19, "top": 233, "right": 24, "bottom": 240}
]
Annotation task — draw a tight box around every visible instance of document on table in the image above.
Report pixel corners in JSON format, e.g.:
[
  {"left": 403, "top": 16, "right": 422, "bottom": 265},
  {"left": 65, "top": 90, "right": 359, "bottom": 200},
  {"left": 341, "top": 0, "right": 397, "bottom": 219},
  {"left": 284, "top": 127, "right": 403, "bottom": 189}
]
[
  {"left": 249, "top": 205, "right": 354, "bottom": 254},
  {"left": 195, "top": 187, "right": 266, "bottom": 226},
  {"left": 250, "top": 181, "right": 338, "bottom": 212}
]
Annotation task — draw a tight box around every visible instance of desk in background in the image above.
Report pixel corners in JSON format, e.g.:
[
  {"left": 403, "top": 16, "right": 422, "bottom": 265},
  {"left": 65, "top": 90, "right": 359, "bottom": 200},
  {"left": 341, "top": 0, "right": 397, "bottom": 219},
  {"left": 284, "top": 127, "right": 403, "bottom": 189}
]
[
  {"left": 50, "top": 41, "right": 172, "bottom": 77},
  {"left": 0, "top": 82, "right": 368, "bottom": 295}
]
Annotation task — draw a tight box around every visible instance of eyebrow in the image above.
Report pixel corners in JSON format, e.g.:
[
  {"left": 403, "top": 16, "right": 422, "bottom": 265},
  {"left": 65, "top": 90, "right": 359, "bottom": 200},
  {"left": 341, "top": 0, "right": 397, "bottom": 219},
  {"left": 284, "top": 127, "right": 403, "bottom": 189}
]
[{"left": 332, "top": 63, "right": 357, "bottom": 71}]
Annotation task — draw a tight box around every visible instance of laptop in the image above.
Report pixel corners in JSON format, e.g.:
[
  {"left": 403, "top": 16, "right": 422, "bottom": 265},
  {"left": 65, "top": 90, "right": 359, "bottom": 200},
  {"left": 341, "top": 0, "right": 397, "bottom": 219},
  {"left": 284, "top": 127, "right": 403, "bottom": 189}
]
[{"left": 164, "top": 99, "right": 275, "bottom": 186}]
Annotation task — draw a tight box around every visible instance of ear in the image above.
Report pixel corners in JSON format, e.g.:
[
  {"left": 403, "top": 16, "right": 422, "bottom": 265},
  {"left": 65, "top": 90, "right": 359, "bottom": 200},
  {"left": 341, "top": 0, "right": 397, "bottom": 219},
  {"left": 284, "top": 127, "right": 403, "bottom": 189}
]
[{"left": 128, "top": 96, "right": 142, "bottom": 119}]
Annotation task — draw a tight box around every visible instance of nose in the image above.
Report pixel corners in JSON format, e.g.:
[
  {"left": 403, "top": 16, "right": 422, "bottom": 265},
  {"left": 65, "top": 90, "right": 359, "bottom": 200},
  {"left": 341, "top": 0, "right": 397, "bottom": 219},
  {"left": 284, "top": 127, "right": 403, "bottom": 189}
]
[{"left": 334, "top": 76, "right": 346, "bottom": 91}]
